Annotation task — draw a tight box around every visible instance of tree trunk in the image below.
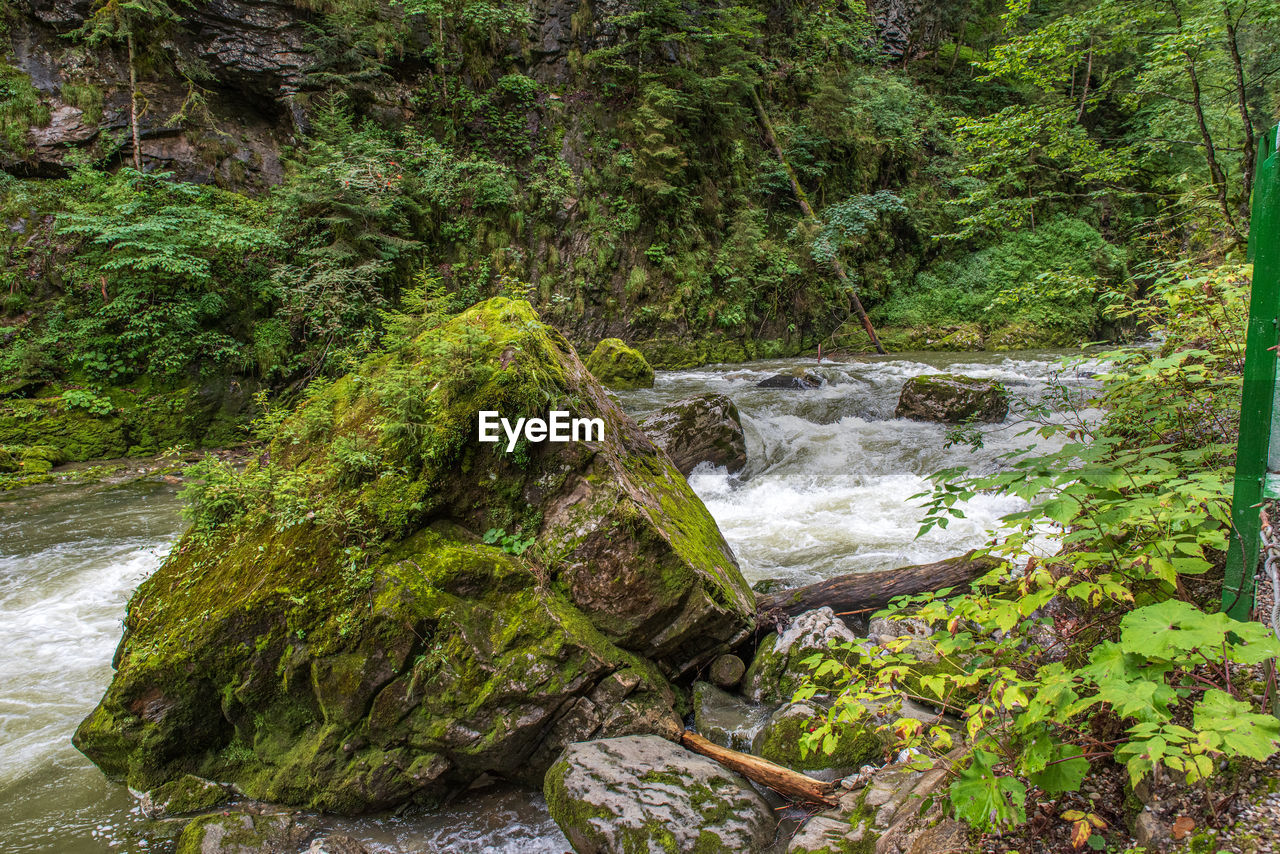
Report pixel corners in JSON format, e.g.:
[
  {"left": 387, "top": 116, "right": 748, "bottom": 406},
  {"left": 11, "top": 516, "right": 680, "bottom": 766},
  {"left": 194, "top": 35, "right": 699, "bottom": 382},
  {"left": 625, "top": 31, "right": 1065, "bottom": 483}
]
[
  {"left": 1223, "top": 11, "right": 1256, "bottom": 217},
  {"left": 1077, "top": 38, "right": 1093, "bottom": 122},
  {"left": 1184, "top": 54, "right": 1242, "bottom": 241},
  {"left": 757, "top": 551, "right": 1003, "bottom": 620},
  {"left": 750, "top": 88, "right": 886, "bottom": 355},
  {"left": 127, "top": 31, "right": 141, "bottom": 171},
  {"left": 678, "top": 730, "right": 836, "bottom": 806}
]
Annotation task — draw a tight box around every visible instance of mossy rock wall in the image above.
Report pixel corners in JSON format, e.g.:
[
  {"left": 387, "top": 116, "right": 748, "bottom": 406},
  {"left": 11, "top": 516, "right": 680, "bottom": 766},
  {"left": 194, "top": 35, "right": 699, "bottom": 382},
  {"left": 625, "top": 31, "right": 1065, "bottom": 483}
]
[
  {"left": 0, "top": 377, "right": 261, "bottom": 465},
  {"left": 75, "top": 298, "right": 755, "bottom": 813}
]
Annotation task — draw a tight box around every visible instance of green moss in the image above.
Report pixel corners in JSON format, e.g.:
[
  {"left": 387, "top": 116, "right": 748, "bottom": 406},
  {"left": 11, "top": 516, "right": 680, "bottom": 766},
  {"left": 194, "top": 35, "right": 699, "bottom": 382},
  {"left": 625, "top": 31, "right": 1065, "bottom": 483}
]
[
  {"left": 634, "top": 335, "right": 808, "bottom": 370},
  {"left": 77, "top": 299, "right": 756, "bottom": 813},
  {"left": 0, "top": 63, "right": 49, "bottom": 156},
  {"left": 174, "top": 813, "right": 299, "bottom": 854},
  {"left": 145, "top": 774, "right": 230, "bottom": 816},
  {"left": 0, "top": 398, "right": 126, "bottom": 461},
  {"left": 754, "top": 704, "right": 882, "bottom": 772},
  {"left": 585, "top": 337, "right": 655, "bottom": 389}
]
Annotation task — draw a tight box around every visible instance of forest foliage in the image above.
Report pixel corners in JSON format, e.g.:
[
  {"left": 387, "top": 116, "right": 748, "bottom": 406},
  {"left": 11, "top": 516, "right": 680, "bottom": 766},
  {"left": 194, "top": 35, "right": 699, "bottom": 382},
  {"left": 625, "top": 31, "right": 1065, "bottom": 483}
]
[
  {"left": 801, "top": 263, "right": 1280, "bottom": 847},
  {"left": 1, "top": 0, "right": 1274, "bottom": 392}
]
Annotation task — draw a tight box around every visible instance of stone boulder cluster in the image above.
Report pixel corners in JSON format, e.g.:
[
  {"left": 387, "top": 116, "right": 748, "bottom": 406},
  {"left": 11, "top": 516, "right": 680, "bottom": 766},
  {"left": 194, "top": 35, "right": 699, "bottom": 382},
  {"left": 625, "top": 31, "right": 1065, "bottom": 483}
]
[{"left": 74, "top": 300, "right": 968, "bottom": 852}]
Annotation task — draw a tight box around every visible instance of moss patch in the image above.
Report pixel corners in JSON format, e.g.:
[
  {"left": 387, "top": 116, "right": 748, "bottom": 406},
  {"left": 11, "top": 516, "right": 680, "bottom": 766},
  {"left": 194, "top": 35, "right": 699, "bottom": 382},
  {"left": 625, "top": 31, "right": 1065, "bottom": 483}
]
[{"left": 584, "top": 338, "right": 654, "bottom": 389}]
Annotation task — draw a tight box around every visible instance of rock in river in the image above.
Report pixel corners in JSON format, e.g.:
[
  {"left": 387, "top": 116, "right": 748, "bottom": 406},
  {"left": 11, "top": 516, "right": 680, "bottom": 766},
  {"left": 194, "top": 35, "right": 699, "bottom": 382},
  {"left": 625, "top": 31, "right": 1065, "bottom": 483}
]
[
  {"left": 75, "top": 299, "right": 756, "bottom": 813},
  {"left": 639, "top": 393, "right": 747, "bottom": 475},
  {"left": 756, "top": 369, "right": 823, "bottom": 390},
  {"left": 894, "top": 374, "right": 1009, "bottom": 423},
  {"left": 585, "top": 337, "right": 655, "bottom": 390},
  {"left": 544, "top": 735, "right": 776, "bottom": 854}
]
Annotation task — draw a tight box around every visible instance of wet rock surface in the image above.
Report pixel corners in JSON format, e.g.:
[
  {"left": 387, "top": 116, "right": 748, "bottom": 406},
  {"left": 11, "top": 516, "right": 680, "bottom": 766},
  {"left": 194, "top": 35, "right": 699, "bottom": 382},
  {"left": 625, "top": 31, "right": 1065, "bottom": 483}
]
[
  {"left": 639, "top": 393, "right": 747, "bottom": 475},
  {"left": 543, "top": 735, "right": 777, "bottom": 854},
  {"left": 757, "top": 369, "right": 824, "bottom": 390},
  {"left": 895, "top": 374, "right": 1009, "bottom": 423},
  {"left": 692, "top": 681, "right": 771, "bottom": 752}
]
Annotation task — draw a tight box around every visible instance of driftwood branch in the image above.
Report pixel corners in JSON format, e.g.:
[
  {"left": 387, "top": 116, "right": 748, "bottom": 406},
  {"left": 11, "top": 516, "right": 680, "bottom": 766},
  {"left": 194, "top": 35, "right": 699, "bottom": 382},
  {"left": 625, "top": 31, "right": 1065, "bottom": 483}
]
[
  {"left": 757, "top": 550, "right": 1004, "bottom": 620},
  {"left": 678, "top": 730, "right": 836, "bottom": 806}
]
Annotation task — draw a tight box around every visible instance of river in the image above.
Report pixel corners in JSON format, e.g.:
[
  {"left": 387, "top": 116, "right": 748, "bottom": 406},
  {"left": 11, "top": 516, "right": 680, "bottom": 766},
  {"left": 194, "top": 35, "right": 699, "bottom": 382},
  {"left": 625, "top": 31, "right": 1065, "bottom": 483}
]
[{"left": 0, "top": 350, "right": 1096, "bottom": 853}]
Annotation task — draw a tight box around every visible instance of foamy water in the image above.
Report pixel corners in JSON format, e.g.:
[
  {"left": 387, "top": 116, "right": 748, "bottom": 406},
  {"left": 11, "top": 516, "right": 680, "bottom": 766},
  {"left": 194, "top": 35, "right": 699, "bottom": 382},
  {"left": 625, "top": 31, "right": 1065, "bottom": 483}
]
[
  {"left": 618, "top": 350, "right": 1100, "bottom": 587},
  {"left": 0, "top": 483, "right": 183, "bottom": 853}
]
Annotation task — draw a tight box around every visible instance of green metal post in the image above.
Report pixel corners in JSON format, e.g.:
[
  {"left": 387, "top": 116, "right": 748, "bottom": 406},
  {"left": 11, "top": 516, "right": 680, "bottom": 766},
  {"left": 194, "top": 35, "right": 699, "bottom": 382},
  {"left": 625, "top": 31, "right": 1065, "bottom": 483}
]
[{"left": 1223, "top": 124, "right": 1280, "bottom": 620}]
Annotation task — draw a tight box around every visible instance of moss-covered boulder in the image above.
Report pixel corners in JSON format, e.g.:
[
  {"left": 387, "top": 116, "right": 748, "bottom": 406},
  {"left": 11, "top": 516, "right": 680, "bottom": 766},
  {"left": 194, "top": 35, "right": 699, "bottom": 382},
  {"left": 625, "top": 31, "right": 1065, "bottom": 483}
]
[
  {"left": 75, "top": 298, "right": 755, "bottom": 813},
  {"left": 639, "top": 393, "right": 747, "bottom": 475},
  {"left": 544, "top": 735, "right": 775, "bottom": 854},
  {"left": 894, "top": 374, "right": 1008, "bottom": 424},
  {"left": 752, "top": 701, "right": 882, "bottom": 772},
  {"left": 744, "top": 608, "right": 861, "bottom": 704},
  {"left": 139, "top": 774, "right": 231, "bottom": 818},
  {"left": 174, "top": 812, "right": 308, "bottom": 854},
  {"left": 585, "top": 338, "right": 655, "bottom": 390},
  {"left": 19, "top": 444, "right": 67, "bottom": 473}
]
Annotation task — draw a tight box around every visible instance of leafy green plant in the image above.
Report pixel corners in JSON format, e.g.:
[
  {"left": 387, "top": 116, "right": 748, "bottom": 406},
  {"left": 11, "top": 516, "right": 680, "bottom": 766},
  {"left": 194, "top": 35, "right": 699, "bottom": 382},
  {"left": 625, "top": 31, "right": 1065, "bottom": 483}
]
[
  {"left": 799, "top": 263, "right": 1280, "bottom": 836},
  {"left": 60, "top": 388, "right": 113, "bottom": 416},
  {"left": 482, "top": 527, "right": 535, "bottom": 555}
]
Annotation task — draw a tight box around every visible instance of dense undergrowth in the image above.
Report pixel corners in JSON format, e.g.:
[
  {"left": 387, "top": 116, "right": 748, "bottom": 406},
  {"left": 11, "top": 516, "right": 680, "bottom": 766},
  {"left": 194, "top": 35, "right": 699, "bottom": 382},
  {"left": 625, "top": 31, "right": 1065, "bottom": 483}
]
[
  {"left": 1, "top": 0, "right": 1275, "bottom": 415},
  {"left": 803, "top": 262, "right": 1280, "bottom": 849}
]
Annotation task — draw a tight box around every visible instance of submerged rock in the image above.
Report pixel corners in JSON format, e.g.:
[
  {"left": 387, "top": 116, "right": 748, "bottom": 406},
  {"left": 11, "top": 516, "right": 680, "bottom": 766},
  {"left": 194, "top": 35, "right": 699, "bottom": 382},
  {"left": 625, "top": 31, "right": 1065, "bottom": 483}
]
[
  {"left": 585, "top": 338, "right": 655, "bottom": 390},
  {"left": 691, "top": 681, "right": 770, "bottom": 752},
  {"left": 174, "top": 812, "right": 309, "bottom": 854},
  {"left": 75, "top": 299, "right": 755, "bottom": 813},
  {"left": 307, "top": 834, "right": 378, "bottom": 854},
  {"left": 756, "top": 369, "right": 823, "bottom": 390},
  {"left": 543, "top": 735, "right": 776, "bottom": 854},
  {"left": 894, "top": 374, "right": 1009, "bottom": 423},
  {"left": 638, "top": 393, "right": 747, "bottom": 475}
]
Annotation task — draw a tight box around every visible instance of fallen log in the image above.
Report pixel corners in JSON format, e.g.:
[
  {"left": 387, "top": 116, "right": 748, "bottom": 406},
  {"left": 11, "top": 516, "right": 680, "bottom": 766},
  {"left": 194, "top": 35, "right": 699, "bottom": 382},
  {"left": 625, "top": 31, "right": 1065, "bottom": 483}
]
[
  {"left": 678, "top": 730, "right": 836, "bottom": 806},
  {"left": 757, "top": 550, "right": 1004, "bottom": 620}
]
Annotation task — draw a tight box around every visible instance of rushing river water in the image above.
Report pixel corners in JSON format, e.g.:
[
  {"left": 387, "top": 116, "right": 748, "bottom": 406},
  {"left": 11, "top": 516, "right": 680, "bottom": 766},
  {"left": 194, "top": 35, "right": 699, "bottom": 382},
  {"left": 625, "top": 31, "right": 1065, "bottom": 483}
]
[{"left": 0, "top": 350, "right": 1097, "bottom": 853}]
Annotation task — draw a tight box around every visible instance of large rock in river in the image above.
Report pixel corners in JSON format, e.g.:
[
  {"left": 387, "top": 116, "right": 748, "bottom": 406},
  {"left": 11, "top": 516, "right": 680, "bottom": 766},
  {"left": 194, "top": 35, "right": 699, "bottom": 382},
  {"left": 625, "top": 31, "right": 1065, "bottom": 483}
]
[
  {"left": 544, "top": 735, "right": 776, "bottom": 853},
  {"left": 894, "top": 374, "right": 1008, "bottom": 423},
  {"left": 585, "top": 338, "right": 655, "bottom": 390},
  {"left": 639, "top": 393, "right": 747, "bottom": 475},
  {"left": 74, "top": 298, "right": 756, "bottom": 813}
]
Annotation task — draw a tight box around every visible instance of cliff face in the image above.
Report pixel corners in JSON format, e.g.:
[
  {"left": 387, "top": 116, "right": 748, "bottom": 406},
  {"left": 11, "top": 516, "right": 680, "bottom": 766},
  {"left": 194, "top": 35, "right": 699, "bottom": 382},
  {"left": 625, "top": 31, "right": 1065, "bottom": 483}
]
[
  {"left": 3, "top": 0, "right": 649, "bottom": 184},
  {"left": 3, "top": 0, "right": 927, "bottom": 186},
  {"left": 5, "top": 0, "right": 312, "bottom": 183}
]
